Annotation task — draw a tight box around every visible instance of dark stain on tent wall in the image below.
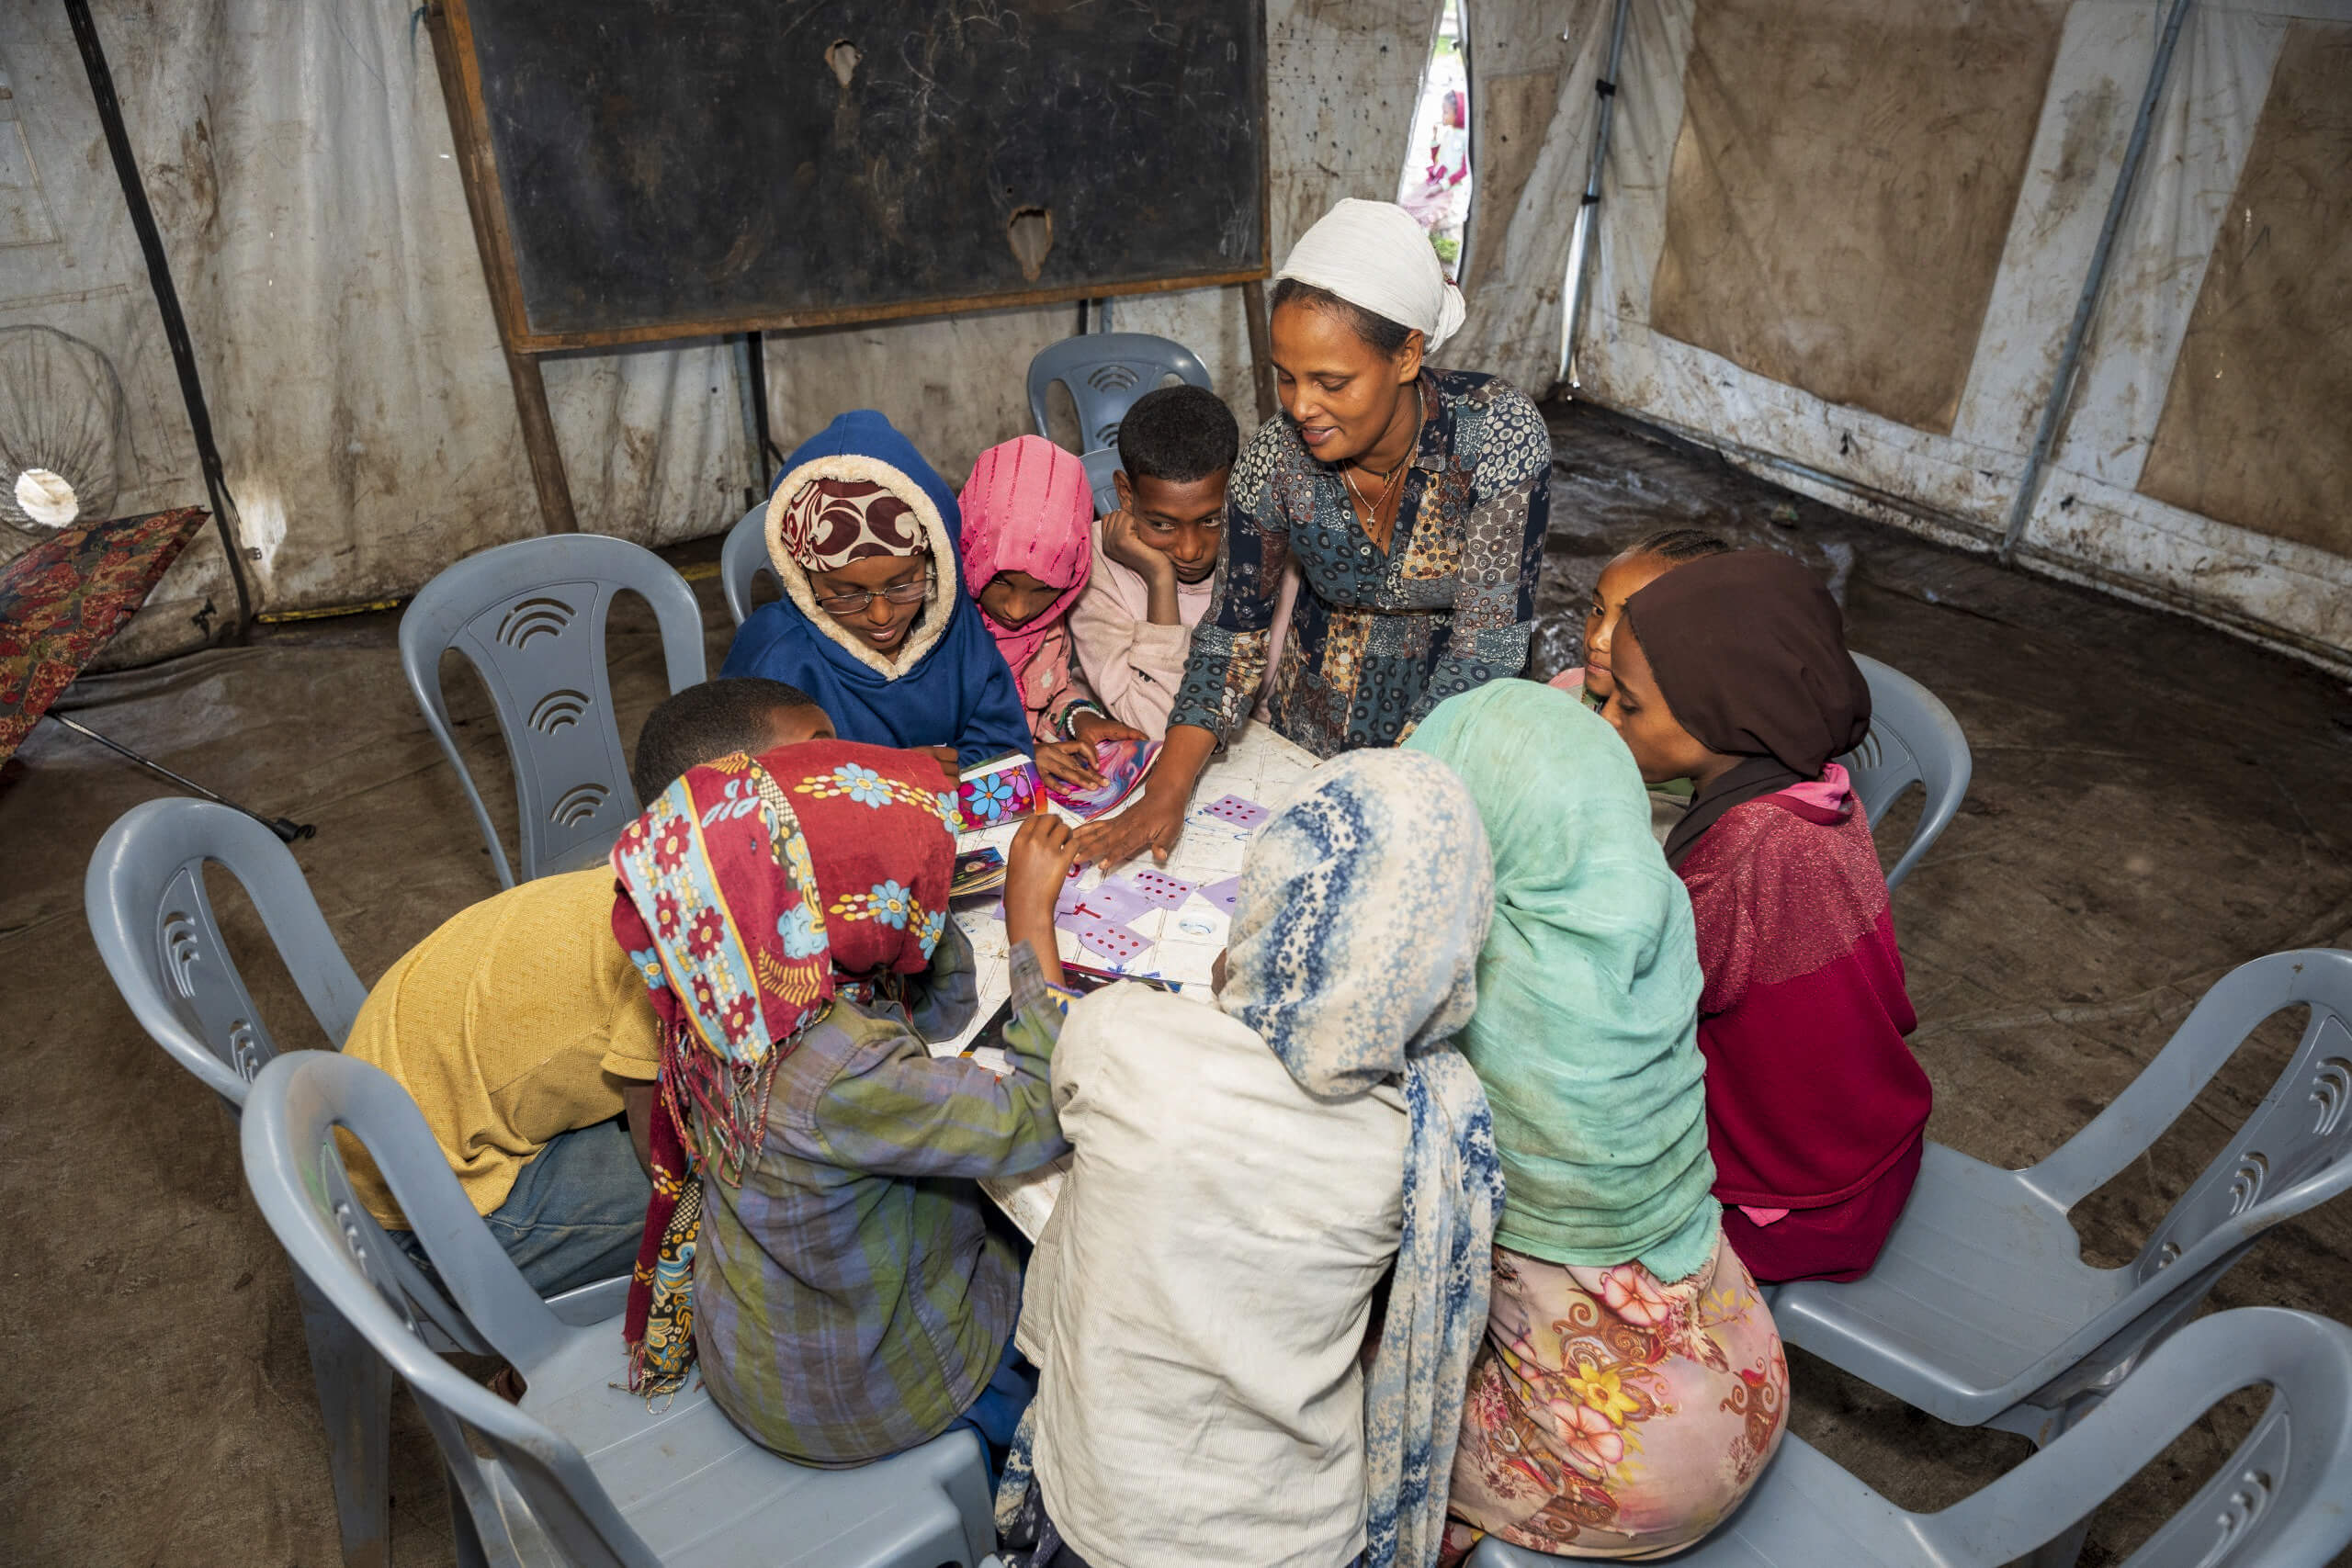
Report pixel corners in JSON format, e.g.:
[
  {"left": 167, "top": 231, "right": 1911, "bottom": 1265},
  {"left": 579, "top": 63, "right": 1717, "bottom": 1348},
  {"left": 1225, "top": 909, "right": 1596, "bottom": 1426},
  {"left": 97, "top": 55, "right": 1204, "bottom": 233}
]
[
  {"left": 2139, "top": 23, "right": 2352, "bottom": 559},
  {"left": 1645, "top": 0, "right": 2064, "bottom": 435}
]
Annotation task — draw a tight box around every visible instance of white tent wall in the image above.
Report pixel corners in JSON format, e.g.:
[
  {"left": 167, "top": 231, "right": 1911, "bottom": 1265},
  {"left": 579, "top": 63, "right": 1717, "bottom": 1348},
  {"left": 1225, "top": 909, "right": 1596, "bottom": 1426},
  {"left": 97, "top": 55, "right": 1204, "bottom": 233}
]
[
  {"left": 1575, "top": 0, "right": 2352, "bottom": 672},
  {"left": 3, "top": 0, "right": 1436, "bottom": 666},
  {"left": 1, "top": 19, "right": 239, "bottom": 663},
  {"left": 1442, "top": 0, "right": 1609, "bottom": 393}
]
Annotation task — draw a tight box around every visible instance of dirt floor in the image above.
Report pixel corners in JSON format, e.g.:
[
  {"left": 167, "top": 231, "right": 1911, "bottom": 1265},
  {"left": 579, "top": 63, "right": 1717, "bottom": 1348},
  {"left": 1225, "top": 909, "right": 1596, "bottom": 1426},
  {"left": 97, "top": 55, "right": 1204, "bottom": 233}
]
[{"left": 2, "top": 400, "right": 2346, "bottom": 1566}]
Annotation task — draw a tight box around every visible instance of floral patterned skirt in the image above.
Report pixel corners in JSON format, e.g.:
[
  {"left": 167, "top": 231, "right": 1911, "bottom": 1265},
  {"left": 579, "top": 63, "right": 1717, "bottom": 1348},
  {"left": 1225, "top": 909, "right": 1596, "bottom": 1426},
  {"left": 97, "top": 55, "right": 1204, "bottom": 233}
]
[{"left": 1442, "top": 1228, "right": 1787, "bottom": 1561}]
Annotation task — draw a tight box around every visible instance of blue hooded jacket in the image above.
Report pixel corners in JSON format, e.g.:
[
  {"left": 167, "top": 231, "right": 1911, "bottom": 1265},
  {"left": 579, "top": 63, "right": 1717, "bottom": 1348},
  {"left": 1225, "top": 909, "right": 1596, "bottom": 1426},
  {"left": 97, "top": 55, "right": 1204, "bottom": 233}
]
[{"left": 719, "top": 412, "right": 1030, "bottom": 767}]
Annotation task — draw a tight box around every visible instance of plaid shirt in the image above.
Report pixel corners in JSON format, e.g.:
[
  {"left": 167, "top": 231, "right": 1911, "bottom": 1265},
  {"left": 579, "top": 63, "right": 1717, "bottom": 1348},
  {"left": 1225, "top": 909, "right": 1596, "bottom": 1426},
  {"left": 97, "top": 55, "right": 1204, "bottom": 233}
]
[{"left": 691, "top": 924, "right": 1074, "bottom": 1466}]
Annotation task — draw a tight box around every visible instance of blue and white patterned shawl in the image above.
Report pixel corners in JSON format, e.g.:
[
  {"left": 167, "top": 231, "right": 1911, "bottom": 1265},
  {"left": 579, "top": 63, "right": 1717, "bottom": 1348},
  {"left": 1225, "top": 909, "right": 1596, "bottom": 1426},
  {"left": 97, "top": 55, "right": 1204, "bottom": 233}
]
[{"left": 1224, "top": 749, "right": 1503, "bottom": 1568}]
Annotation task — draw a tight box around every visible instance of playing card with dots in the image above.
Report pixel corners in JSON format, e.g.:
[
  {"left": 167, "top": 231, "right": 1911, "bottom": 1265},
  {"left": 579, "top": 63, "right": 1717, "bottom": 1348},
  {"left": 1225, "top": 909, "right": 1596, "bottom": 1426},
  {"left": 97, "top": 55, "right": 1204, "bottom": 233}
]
[
  {"left": 1198, "top": 794, "right": 1270, "bottom": 829},
  {"left": 1119, "top": 870, "right": 1197, "bottom": 908},
  {"left": 1199, "top": 875, "right": 1243, "bottom": 915},
  {"left": 1070, "top": 916, "right": 1149, "bottom": 964}
]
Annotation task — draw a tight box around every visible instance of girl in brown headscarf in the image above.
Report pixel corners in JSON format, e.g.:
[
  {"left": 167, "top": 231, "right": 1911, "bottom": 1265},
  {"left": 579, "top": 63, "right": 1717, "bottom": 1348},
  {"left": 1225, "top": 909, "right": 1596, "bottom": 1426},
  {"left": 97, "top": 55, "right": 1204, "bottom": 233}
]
[{"left": 1600, "top": 550, "right": 1930, "bottom": 1284}]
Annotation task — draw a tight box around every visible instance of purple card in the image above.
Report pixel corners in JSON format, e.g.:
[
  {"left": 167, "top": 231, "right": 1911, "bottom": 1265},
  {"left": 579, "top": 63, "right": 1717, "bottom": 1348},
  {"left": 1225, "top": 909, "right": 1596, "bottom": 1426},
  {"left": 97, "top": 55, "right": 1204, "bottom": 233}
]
[
  {"left": 1069, "top": 915, "right": 1149, "bottom": 964},
  {"left": 1199, "top": 875, "right": 1243, "bottom": 915},
  {"left": 1057, "top": 881, "right": 1155, "bottom": 929},
  {"left": 1118, "top": 870, "right": 1197, "bottom": 909},
  {"left": 1199, "top": 794, "right": 1270, "bottom": 828}
]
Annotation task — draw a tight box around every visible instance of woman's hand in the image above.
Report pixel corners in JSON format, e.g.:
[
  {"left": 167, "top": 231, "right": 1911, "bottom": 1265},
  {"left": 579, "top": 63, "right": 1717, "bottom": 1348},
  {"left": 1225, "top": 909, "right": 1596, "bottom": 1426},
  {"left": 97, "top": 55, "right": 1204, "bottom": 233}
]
[
  {"left": 921, "top": 746, "right": 962, "bottom": 785},
  {"left": 1004, "top": 813, "right": 1079, "bottom": 986},
  {"left": 1074, "top": 775, "right": 1188, "bottom": 867},
  {"left": 1034, "top": 739, "right": 1105, "bottom": 789},
  {"left": 1073, "top": 722, "right": 1216, "bottom": 865},
  {"left": 1069, "top": 712, "right": 1148, "bottom": 748}
]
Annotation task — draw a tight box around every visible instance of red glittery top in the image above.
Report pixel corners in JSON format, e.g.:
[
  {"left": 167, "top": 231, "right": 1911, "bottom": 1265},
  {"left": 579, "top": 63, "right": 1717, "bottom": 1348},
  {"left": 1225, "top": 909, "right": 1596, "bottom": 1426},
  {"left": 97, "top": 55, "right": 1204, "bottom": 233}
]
[{"left": 1679, "top": 785, "right": 1929, "bottom": 1213}]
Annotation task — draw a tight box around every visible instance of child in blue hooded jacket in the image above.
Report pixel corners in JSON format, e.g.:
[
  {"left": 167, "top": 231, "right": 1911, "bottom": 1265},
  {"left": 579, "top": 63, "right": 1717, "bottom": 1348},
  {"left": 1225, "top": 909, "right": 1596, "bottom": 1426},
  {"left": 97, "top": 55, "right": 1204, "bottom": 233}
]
[{"left": 720, "top": 412, "right": 1031, "bottom": 779}]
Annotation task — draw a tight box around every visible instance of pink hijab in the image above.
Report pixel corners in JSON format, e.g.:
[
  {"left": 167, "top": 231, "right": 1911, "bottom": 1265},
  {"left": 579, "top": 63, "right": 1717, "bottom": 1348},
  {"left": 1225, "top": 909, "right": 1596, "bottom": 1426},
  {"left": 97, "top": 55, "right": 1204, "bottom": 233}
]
[{"left": 961, "top": 435, "right": 1094, "bottom": 737}]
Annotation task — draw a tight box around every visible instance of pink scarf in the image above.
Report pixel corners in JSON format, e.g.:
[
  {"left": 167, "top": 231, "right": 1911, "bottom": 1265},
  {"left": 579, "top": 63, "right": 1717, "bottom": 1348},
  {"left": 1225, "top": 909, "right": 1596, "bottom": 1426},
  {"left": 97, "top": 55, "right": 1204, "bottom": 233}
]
[{"left": 960, "top": 436, "right": 1094, "bottom": 728}]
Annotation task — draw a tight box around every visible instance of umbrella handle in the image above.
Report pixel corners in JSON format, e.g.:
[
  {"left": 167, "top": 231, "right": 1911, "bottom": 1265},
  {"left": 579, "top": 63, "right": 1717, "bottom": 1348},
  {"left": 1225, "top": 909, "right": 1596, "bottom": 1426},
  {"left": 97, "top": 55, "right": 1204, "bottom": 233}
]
[{"left": 41, "top": 712, "right": 318, "bottom": 843}]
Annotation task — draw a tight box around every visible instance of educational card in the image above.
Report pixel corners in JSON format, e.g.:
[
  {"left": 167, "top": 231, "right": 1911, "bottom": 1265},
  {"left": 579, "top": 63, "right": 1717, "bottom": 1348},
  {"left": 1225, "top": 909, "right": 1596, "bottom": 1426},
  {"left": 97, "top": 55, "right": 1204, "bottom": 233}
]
[
  {"left": 1068, "top": 916, "right": 1150, "bottom": 964},
  {"left": 1198, "top": 793, "right": 1271, "bottom": 828},
  {"left": 1119, "top": 869, "right": 1197, "bottom": 908},
  {"left": 1197, "top": 874, "right": 1243, "bottom": 915},
  {"left": 1056, "top": 880, "right": 1156, "bottom": 931},
  {"left": 1043, "top": 738, "right": 1164, "bottom": 821}
]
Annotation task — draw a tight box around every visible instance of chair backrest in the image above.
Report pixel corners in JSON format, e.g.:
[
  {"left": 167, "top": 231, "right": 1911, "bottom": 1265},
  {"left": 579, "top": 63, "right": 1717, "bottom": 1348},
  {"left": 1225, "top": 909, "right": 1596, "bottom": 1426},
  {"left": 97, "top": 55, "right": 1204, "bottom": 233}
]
[
  {"left": 400, "top": 535, "right": 707, "bottom": 887},
  {"left": 85, "top": 797, "right": 368, "bottom": 1105},
  {"left": 2018, "top": 950, "right": 2352, "bottom": 1383},
  {"left": 1079, "top": 448, "right": 1120, "bottom": 518},
  {"left": 1025, "top": 333, "right": 1213, "bottom": 454},
  {"left": 242, "top": 1051, "right": 659, "bottom": 1568},
  {"left": 1926, "top": 1307, "right": 2352, "bottom": 1566},
  {"left": 90, "top": 802, "right": 492, "bottom": 1355},
  {"left": 721, "top": 502, "right": 778, "bottom": 626},
  {"left": 1838, "top": 652, "right": 1971, "bottom": 891}
]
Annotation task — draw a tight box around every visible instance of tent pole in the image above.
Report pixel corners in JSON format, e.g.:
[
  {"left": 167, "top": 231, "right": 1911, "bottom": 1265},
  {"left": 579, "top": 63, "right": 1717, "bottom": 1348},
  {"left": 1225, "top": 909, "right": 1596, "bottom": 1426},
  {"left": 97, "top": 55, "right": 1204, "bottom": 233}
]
[
  {"left": 62, "top": 0, "right": 255, "bottom": 638},
  {"left": 1998, "top": 0, "right": 2195, "bottom": 566},
  {"left": 1561, "top": 0, "right": 1633, "bottom": 389}
]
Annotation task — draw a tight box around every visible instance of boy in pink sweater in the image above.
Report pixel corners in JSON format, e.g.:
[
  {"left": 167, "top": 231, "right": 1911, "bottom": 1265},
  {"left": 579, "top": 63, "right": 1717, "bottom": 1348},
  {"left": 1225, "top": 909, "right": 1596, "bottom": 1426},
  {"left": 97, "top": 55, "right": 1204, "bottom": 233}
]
[{"left": 1060, "top": 386, "right": 1246, "bottom": 741}]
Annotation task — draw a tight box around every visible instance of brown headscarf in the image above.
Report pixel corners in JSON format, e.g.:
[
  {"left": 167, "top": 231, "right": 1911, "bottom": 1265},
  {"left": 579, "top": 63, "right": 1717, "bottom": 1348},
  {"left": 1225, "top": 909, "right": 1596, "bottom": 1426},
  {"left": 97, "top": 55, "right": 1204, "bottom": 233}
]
[
  {"left": 1622, "top": 550, "right": 1871, "bottom": 868},
  {"left": 773, "top": 475, "right": 925, "bottom": 571}
]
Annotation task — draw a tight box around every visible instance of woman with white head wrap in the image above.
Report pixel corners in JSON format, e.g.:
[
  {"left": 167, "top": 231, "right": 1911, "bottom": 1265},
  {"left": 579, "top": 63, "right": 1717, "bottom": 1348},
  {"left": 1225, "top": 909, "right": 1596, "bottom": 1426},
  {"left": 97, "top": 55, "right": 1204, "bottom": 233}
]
[{"left": 1077, "top": 198, "right": 1554, "bottom": 871}]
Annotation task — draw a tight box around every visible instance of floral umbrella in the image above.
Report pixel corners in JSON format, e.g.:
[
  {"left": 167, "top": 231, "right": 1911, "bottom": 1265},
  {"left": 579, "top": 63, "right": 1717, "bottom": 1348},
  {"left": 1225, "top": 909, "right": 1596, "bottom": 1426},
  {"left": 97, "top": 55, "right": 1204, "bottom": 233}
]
[{"left": 0, "top": 506, "right": 208, "bottom": 767}]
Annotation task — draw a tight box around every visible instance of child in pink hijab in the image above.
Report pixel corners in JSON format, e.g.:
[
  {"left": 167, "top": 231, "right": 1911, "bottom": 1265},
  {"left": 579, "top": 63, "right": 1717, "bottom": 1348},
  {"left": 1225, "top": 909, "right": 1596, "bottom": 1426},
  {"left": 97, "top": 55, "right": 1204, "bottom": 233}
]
[{"left": 961, "top": 435, "right": 1143, "bottom": 787}]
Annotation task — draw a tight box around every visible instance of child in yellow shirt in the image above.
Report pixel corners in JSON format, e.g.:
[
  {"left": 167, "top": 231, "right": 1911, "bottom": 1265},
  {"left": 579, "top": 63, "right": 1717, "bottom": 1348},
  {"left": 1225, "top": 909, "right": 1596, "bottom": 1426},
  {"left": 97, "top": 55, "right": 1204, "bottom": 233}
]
[{"left": 339, "top": 677, "right": 832, "bottom": 1294}]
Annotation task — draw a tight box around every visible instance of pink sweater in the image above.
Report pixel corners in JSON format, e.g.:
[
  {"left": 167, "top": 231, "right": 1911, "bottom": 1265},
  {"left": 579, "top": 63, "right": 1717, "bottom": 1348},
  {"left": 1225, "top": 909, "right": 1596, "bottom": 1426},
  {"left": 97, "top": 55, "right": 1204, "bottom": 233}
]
[
  {"left": 1068, "top": 525, "right": 1298, "bottom": 739},
  {"left": 1067, "top": 530, "right": 1215, "bottom": 739}
]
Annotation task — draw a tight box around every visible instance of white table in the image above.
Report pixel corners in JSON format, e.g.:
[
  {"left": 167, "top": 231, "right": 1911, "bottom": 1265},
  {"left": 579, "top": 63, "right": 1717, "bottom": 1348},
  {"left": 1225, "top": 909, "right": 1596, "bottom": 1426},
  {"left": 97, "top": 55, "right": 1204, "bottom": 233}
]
[{"left": 929, "top": 722, "right": 1324, "bottom": 1238}]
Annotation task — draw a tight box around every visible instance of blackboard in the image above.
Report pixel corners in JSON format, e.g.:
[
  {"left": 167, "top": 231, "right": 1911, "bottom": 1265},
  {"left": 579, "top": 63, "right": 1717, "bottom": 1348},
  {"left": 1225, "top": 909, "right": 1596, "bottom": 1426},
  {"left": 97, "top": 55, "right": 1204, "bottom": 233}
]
[{"left": 438, "top": 0, "right": 1269, "bottom": 351}]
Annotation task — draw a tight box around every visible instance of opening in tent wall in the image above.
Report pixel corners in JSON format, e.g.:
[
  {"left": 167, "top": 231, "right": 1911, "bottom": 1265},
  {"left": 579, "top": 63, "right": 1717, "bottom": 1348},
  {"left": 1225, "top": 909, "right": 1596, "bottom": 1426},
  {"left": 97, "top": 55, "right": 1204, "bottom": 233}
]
[
  {"left": 1, "top": 0, "right": 1437, "bottom": 663},
  {"left": 1577, "top": 0, "right": 2352, "bottom": 673}
]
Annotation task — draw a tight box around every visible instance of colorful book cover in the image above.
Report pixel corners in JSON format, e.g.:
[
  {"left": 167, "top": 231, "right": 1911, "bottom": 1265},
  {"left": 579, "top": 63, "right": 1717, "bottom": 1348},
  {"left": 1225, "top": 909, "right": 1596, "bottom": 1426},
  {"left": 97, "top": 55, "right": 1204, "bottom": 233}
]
[
  {"left": 956, "top": 752, "right": 1043, "bottom": 830},
  {"left": 1043, "top": 738, "right": 1165, "bottom": 821}
]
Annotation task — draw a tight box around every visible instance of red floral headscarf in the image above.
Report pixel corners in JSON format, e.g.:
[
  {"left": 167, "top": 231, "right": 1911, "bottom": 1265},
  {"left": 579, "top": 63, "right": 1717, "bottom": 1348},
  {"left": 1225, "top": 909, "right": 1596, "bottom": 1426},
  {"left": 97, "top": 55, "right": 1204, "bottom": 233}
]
[{"left": 610, "top": 739, "right": 956, "bottom": 1390}]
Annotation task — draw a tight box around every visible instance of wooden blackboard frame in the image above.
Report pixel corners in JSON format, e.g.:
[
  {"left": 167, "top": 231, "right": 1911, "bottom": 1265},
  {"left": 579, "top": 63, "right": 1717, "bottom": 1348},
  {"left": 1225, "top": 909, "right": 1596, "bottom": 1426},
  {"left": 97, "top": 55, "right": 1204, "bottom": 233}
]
[{"left": 424, "top": 0, "right": 1275, "bottom": 533}]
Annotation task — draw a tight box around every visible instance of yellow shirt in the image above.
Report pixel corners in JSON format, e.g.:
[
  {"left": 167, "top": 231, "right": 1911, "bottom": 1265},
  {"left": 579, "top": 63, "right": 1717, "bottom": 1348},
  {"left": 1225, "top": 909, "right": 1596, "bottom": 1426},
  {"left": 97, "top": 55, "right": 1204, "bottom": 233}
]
[{"left": 339, "top": 868, "right": 661, "bottom": 1226}]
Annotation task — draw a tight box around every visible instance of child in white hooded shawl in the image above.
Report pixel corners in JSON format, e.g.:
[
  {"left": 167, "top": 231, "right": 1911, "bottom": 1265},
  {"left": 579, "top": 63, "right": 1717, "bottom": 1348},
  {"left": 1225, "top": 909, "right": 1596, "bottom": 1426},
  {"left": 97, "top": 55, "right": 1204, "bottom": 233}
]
[{"left": 1000, "top": 749, "right": 1503, "bottom": 1568}]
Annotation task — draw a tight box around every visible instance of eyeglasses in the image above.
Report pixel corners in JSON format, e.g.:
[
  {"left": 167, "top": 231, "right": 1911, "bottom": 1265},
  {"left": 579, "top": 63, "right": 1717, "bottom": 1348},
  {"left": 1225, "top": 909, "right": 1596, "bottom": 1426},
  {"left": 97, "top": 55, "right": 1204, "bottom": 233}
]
[{"left": 813, "top": 570, "right": 932, "bottom": 615}]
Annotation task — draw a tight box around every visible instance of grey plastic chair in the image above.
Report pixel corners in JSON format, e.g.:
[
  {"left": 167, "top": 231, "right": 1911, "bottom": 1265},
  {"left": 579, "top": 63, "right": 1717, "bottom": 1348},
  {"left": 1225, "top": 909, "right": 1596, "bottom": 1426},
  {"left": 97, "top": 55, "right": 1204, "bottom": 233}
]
[
  {"left": 401, "top": 535, "right": 707, "bottom": 887},
  {"left": 721, "top": 502, "right": 778, "bottom": 627},
  {"left": 1025, "top": 333, "right": 1213, "bottom": 454},
  {"left": 1467, "top": 1305, "right": 2352, "bottom": 1568},
  {"left": 1775, "top": 947, "right": 2352, "bottom": 1459},
  {"left": 1079, "top": 448, "right": 1120, "bottom": 518},
  {"left": 85, "top": 796, "right": 633, "bottom": 1567},
  {"left": 242, "top": 1050, "right": 998, "bottom": 1568},
  {"left": 1836, "top": 652, "right": 1971, "bottom": 891},
  {"left": 85, "top": 797, "right": 471, "bottom": 1566}
]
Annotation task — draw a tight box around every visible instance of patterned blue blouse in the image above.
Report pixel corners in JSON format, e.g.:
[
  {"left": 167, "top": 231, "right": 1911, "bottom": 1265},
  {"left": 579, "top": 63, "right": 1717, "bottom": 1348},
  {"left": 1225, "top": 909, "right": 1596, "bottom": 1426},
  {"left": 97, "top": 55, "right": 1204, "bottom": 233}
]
[{"left": 1168, "top": 369, "right": 1552, "bottom": 757}]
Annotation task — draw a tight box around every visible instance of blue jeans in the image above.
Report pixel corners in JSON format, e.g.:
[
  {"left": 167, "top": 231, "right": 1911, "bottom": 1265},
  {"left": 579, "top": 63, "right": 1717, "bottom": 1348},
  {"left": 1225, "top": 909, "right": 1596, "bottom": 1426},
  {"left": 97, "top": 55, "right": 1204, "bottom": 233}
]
[{"left": 394, "top": 1117, "right": 650, "bottom": 1297}]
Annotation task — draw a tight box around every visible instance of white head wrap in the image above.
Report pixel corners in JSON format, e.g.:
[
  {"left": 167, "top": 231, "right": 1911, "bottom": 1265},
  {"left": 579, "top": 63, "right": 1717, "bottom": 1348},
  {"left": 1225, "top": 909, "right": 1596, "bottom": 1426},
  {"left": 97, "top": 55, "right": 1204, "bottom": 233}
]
[{"left": 1275, "top": 197, "right": 1467, "bottom": 354}]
